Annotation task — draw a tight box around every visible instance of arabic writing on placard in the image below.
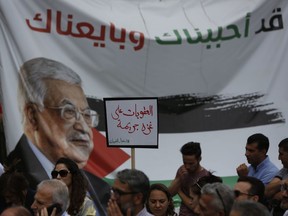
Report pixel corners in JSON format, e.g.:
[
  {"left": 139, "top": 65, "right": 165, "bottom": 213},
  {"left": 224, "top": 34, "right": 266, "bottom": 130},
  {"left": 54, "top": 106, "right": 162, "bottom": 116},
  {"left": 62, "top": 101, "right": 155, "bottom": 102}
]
[
  {"left": 155, "top": 8, "right": 284, "bottom": 49},
  {"left": 111, "top": 104, "right": 154, "bottom": 135},
  {"left": 26, "top": 9, "right": 145, "bottom": 51},
  {"left": 109, "top": 138, "right": 130, "bottom": 145}
]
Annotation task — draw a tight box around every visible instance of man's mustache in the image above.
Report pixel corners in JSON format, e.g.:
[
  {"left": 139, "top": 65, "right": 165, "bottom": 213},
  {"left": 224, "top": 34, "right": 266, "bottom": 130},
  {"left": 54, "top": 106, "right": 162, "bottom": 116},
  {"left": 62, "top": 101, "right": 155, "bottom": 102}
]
[{"left": 68, "top": 133, "right": 90, "bottom": 142}]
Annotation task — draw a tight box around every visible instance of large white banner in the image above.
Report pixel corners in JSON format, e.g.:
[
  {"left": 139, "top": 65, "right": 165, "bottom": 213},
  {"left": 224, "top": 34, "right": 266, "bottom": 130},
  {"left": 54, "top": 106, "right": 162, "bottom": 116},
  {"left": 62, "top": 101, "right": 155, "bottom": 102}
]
[{"left": 1, "top": 0, "right": 288, "bottom": 181}]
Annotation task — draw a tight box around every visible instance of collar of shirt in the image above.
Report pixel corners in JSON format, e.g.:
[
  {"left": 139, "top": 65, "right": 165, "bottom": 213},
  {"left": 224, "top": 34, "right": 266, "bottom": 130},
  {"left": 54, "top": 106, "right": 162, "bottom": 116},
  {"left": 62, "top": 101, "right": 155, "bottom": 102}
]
[
  {"left": 137, "top": 207, "right": 153, "bottom": 216},
  {"left": 27, "top": 139, "right": 54, "bottom": 178},
  {"left": 251, "top": 155, "right": 269, "bottom": 172}
]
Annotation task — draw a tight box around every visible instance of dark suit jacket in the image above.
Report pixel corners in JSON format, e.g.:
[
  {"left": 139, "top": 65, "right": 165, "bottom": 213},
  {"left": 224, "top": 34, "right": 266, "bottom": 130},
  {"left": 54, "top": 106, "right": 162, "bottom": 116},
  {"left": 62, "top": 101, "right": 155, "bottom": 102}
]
[{"left": 7, "top": 135, "right": 110, "bottom": 216}]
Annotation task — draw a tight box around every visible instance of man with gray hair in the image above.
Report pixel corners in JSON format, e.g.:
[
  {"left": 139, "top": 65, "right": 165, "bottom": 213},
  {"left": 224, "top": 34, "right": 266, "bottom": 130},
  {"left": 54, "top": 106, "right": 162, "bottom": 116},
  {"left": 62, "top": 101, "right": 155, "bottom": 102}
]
[
  {"left": 7, "top": 57, "right": 110, "bottom": 215},
  {"left": 199, "top": 182, "right": 234, "bottom": 216},
  {"left": 31, "top": 179, "right": 69, "bottom": 216},
  {"left": 107, "top": 169, "right": 153, "bottom": 216}
]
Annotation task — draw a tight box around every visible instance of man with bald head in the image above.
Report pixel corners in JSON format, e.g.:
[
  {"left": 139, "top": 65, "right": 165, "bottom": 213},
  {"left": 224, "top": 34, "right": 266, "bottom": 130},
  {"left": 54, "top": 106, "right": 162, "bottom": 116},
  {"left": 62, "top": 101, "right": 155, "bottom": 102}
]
[{"left": 0, "top": 206, "right": 31, "bottom": 216}]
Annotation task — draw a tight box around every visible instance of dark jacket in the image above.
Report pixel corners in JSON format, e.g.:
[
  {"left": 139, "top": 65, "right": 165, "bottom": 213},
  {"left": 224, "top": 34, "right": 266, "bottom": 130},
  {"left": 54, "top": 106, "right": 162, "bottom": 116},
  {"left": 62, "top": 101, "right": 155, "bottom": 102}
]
[{"left": 7, "top": 135, "right": 110, "bottom": 216}]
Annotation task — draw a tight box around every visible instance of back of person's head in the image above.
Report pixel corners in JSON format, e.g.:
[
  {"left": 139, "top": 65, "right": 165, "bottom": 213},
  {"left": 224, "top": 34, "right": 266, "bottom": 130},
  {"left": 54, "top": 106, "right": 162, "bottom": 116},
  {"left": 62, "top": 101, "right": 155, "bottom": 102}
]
[
  {"left": 180, "top": 142, "right": 201, "bottom": 158},
  {"left": 146, "top": 183, "right": 175, "bottom": 215},
  {"left": 230, "top": 200, "right": 270, "bottom": 216},
  {"left": 0, "top": 206, "right": 31, "bottom": 216},
  {"left": 116, "top": 169, "right": 150, "bottom": 203},
  {"left": 190, "top": 172, "right": 223, "bottom": 196},
  {"left": 279, "top": 138, "right": 288, "bottom": 152},
  {"left": 247, "top": 133, "right": 269, "bottom": 153},
  {"left": 0, "top": 171, "right": 29, "bottom": 207},
  {"left": 198, "top": 173, "right": 223, "bottom": 186},
  {"left": 201, "top": 182, "right": 234, "bottom": 216},
  {"left": 237, "top": 176, "right": 265, "bottom": 203},
  {"left": 37, "top": 179, "right": 69, "bottom": 215},
  {"left": 18, "top": 57, "right": 82, "bottom": 115}
]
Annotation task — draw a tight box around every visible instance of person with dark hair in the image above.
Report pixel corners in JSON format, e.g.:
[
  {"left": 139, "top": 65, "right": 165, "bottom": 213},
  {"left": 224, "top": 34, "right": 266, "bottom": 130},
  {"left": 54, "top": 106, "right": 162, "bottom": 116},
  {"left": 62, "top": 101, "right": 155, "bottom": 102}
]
[
  {"left": 52, "top": 157, "right": 96, "bottom": 215},
  {"left": 146, "top": 183, "right": 177, "bottom": 216},
  {"left": 0, "top": 169, "right": 34, "bottom": 214},
  {"left": 107, "top": 168, "right": 152, "bottom": 216},
  {"left": 234, "top": 176, "right": 265, "bottom": 205},
  {"left": 0, "top": 172, "right": 29, "bottom": 210},
  {"left": 189, "top": 173, "right": 223, "bottom": 215},
  {"left": 168, "top": 142, "right": 209, "bottom": 216},
  {"left": 229, "top": 200, "right": 270, "bottom": 216},
  {"left": 265, "top": 138, "right": 288, "bottom": 216},
  {"left": 236, "top": 133, "right": 278, "bottom": 185},
  {"left": 199, "top": 182, "right": 234, "bottom": 216}
]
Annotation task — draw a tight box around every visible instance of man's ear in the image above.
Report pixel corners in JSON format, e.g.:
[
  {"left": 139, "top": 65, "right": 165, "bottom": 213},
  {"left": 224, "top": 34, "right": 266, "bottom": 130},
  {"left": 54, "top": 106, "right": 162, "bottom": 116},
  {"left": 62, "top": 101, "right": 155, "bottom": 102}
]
[
  {"left": 260, "top": 148, "right": 268, "bottom": 155},
  {"left": 25, "top": 103, "right": 38, "bottom": 130},
  {"left": 251, "top": 195, "right": 259, "bottom": 202}
]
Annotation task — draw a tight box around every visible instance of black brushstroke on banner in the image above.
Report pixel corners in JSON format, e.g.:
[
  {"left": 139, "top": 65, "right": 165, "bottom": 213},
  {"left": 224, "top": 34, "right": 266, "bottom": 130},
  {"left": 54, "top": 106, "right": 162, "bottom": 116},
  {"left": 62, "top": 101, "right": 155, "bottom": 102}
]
[{"left": 87, "top": 92, "right": 285, "bottom": 133}]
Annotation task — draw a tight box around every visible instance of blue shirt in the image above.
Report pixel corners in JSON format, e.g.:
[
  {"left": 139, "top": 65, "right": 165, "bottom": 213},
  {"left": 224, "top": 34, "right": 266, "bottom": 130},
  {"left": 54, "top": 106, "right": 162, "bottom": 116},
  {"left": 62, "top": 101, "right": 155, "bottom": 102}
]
[{"left": 248, "top": 156, "right": 279, "bottom": 185}]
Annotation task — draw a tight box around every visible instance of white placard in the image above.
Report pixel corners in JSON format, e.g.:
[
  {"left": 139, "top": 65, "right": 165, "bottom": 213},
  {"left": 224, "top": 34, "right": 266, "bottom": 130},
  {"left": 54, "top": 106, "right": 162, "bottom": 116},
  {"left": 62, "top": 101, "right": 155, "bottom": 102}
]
[{"left": 104, "top": 98, "right": 158, "bottom": 148}]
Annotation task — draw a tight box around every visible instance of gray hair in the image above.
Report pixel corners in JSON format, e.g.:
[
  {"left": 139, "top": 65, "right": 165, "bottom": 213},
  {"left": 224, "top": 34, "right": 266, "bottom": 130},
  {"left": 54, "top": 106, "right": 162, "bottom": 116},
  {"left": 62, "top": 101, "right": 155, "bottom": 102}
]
[
  {"left": 201, "top": 182, "right": 234, "bottom": 216},
  {"left": 37, "top": 179, "right": 70, "bottom": 214},
  {"left": 231, "top": 200, "right": 270, "bottom": 216},
  {"left": 18, "top": 57, "right": 82, "bottom": 116},
  {"left": 116, "top": 169, "right": 150, "bottom": 203}
]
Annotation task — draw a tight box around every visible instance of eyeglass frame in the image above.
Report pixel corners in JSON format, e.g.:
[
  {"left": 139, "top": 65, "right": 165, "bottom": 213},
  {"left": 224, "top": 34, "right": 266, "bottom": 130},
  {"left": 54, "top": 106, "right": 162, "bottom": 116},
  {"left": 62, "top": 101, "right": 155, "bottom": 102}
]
[
  {"left": 51, "top": 169, "right": 71, "bottom": 178},
  {"left": 194, "top": 182, "right": 202, "bottom": 190},
  {"left": 234, "top": 190, "right": 254, "bottom": 198},
  {"left": 110, "top": 187, "right": 139, "bottom": 198},
  {"left": 46, "top": 103, "right": 99, "bottom": 128},
  {"left": 216, "top": 188, "right": 228, "bottom": 216}
]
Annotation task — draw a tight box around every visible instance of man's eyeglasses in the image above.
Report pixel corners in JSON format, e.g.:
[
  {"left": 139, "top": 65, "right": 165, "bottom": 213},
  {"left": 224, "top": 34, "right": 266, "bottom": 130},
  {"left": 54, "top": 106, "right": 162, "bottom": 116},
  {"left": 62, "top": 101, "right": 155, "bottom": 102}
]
[
  {"left": 194, "top": 182, "right": 202, "bottom": 190},
  {"left": 51, "top": 169, "right": 70, "bottom": 178},
  {"left": 46, "top": 104, "right": 99, "bottom": 128},
  {"left": 110, "top": 187, "right": 138, "bottom": 198},
  {"left": 234, "top": 190, "right": 254, "bottom": 198},
  {"left": 216, "top": 189, "right": 227, "bottom": 216}
]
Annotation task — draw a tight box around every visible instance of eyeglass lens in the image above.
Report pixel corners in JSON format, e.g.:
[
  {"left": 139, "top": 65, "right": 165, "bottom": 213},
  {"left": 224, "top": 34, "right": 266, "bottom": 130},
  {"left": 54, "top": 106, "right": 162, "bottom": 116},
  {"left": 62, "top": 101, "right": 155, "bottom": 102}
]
[
  {"left": 62, "top": 105, "right": 99, "bottom": 127},
  {"left": 51, "top": 170, "right": 69, "bottom": 178}
]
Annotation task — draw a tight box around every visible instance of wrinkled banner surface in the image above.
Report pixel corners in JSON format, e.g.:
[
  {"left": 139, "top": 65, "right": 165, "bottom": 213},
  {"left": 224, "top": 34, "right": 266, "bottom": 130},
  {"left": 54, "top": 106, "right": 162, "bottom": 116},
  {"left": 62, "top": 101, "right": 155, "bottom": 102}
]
[{"left": 0, "top": 0, "right": 288, "bottom": 180}]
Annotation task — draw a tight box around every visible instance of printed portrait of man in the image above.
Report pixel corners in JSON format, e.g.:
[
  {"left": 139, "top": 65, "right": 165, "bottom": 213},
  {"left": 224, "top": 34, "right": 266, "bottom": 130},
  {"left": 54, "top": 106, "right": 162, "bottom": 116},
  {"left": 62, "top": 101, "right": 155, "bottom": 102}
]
[{"left": 7, "top": 57, "right": 111, "bottom": 215}]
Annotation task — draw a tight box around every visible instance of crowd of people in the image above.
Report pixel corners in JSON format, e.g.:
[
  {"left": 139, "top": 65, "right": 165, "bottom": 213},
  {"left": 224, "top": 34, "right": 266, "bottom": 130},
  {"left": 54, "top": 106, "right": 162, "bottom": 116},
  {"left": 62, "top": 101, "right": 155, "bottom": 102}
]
[
  {"left": 1, "top": 135, "right": 288, "bottom": 216},
  {"left": 163, "top": 135, "right": 288, "bottom": 216},
  {"left": 0, "top": 58, "right": 288, "bottom": 216}
]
